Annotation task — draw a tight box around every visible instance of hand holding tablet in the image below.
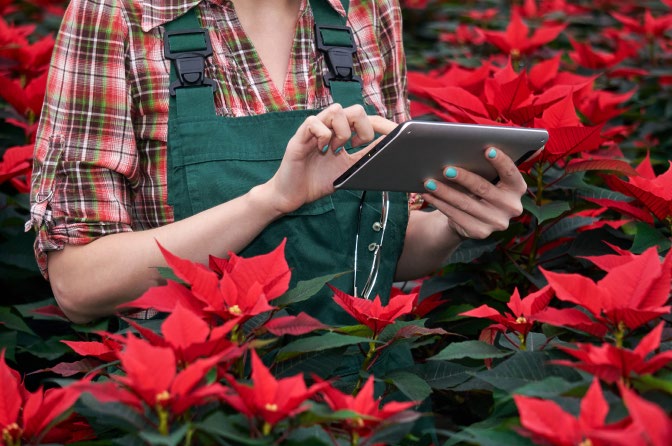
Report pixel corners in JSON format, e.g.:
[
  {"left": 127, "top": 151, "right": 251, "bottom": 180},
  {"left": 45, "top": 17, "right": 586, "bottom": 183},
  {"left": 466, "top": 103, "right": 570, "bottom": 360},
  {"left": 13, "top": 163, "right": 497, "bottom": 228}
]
[{"left": 333, "top": 121, "right": 548, "bottom": 192}]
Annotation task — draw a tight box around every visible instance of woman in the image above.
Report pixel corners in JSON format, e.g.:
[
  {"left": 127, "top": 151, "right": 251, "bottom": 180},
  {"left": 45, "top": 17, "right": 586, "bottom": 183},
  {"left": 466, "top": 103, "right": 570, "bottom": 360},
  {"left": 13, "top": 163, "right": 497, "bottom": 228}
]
[{"left": 29, "top": 0, "right": 526, "bottom": 324}]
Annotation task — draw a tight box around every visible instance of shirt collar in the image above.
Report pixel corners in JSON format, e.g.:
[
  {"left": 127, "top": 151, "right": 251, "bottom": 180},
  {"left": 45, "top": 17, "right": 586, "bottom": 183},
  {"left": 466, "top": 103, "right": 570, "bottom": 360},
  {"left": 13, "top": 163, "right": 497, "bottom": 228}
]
[{"left": 140, "top": 0, "right": 346, "bottom": 33}]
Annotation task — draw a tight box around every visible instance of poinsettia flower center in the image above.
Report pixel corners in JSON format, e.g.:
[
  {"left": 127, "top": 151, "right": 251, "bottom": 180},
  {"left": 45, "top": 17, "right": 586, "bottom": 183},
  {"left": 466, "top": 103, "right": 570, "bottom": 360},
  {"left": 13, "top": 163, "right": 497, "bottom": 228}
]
[
  {"left": 2, "top": 423, "right": 21, "bottom": 445},
  {"left": 578, "top": 439, "right": 593, "bottom": 446},
  {"left": 515, "top": 316, "right": 527, "bottom": 324},
  {"left": 264, "top": 403, "right": 278, "bottom": 411},
  {"left": 155, "top": 390, "right": 171, "bottom": 406},
  {"left": 229, "top": 305, "right": 242, "bottom": 316}
]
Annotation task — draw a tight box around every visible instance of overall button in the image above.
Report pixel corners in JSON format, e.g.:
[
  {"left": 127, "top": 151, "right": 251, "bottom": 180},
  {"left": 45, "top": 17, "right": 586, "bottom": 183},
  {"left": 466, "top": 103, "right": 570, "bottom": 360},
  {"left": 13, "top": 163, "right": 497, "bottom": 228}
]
[
  {"left": 372, "top": 221, "right": 382, "bottom": 232},
  {"left": 368, "top": 243, "right": 378, "bottom": 252}
]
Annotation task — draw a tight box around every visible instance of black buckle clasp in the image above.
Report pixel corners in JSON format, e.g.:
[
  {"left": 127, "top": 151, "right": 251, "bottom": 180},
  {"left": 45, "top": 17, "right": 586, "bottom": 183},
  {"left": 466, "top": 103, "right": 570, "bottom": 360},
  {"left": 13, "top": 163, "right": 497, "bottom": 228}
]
[
  {"left": 314, "top": 24, "right": 362, "bottom": 86},
  {"left": 164, "top": 28, "right": 216, "bottom": 96}
]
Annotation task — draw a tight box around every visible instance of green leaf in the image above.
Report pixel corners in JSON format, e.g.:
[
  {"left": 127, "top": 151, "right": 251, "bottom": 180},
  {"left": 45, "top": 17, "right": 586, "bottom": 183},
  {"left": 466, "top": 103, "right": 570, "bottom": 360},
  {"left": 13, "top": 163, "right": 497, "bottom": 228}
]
[
  {"left": 476, "top": 351, "right": 583, "bottom": 392},
  {"left": 446, "top": 239, "right": 500, "bottom": 264},
  {"left": 78, "top": 393, "right": 147, "bottom": 431},
  {"left": 630, "top": 222, "right": 671, "bottom": 253},
  {"left": 442, "top": 427, "right": 536, "bottom": 446},
  {"left": 430, "top": 341, "right": 512, "bottom": 361},
  {"left": 138, "top": 424, "right": 189, "bottom": 446},
  {"left": 155, "top": 267, "right": 185, "bottom": 284},
  {"left": 539, "top": 216, "right": 597, "bottom": 244},
  {"left": 409, "top": 361, "right": 473, "bottom": 389},
  {"left": 0, "top": 307, "right": 36, "bottom": 335},
  {"left": 0, "top": 331, "right": 17, "bottom": 362},
  {"left": 512, "top": 376, "right": 584, "bottom": 398},
  {"left": 197, "top": 412, "right": 271, "bottom": 445},
  {"left": 276, "top": 333, "right": 374, "bottom": 361},
  {"left": 522, "top": 196, "right": 571, "bottom": 224},
  {"left": 21, "top": 335, "right": 81, "bottom": 361},
  {"left": 385, "top": 370, "right": 433, "bottom": 402},
  {"left": 272, "top": 272, "right": 346, "bottom": 307},
  {"left": 0, "top": 230, "right": 40, "bottom": 272}
]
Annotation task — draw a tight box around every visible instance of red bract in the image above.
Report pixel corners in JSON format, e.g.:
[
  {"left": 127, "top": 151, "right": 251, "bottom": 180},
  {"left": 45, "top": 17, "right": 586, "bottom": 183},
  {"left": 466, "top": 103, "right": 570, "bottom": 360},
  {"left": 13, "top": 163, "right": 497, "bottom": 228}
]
[
  {"left": 540, "top": 247, "right": 672, "bottom": 334},
  {"left": 568, "top": 37, "right": 635, "bottom": 69},
  {"left": 120, "top": 240, "right": 290, "bottom": 322},
  {"left": 460, "top": 286, "right": 554, "bottom": 340},
  {"left": 80, "top": 334, "right": 227, "bottom": 418},
  {"left": 612, "top": 10, "right": 672, "bottom": 41},
  {"left": 319, "top": 375, "right": 417, "bottom": 437},
  {"left": 0, "top": 350, "right": 84, "bottom": 445},
  {"left": 604, "top": 153, "right": 672, "bottom": 222},
  {"left": 125, "top": 302, "right": 243, "bottom": 364},
  {"left": 619, "top": 382, "right": 672, "bottom": 446},
  {"left": 0, "top": 144, "right": 33, "bottom": 193},
  {"left": 479, "top": 10, "right": 566, "bottom": 57},
  {"left": 220, "top": 350, "right": 326, "bottom": 427},
  {"left": 330, "top": 286, "right": 416, "bottom": 336},
  {"left": 514, "top": 378, "right": 637, "bottom": 446},
  {"left": 0, "top": 71, "right": 48, "bottom": 119},
  {"left": 552, "top": 322, "right": 672, "bottom": 383}
]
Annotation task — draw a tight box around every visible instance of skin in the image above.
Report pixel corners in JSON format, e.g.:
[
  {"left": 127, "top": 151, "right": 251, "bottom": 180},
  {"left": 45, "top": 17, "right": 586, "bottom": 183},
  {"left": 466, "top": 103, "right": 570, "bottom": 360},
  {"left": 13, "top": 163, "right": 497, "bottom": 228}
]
[{"left": 47, "top": 1, "right": 526, "bottom": 324}]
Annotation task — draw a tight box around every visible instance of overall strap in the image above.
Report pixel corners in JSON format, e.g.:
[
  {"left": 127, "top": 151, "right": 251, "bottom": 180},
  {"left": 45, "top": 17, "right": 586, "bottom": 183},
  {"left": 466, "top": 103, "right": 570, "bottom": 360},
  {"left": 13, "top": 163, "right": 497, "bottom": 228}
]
[
  {"left": 310, "top": 0, "right": 364, "bottom": 108},
  {"left": 164, "top": 7, "right": 216, "bottom": 118}
]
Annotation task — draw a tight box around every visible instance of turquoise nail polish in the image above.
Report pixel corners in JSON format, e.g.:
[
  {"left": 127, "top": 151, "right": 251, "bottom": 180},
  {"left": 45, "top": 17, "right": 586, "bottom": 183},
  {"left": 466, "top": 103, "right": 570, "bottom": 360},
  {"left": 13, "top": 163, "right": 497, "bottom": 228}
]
[
  {"left": 334, "top": 146, "right": 343, "bottom": 154},
  {"left": 321, "top": 144, "right": 329, "bottom": 153},
  {"left": 425, "top": 180, "right": 437, "bottom": 191},
  {"left": 444, "top": 167, "right": 458, "bottom": 178},
  {"left": 488, "top": 148, "right": 497, "bottom": 159}
]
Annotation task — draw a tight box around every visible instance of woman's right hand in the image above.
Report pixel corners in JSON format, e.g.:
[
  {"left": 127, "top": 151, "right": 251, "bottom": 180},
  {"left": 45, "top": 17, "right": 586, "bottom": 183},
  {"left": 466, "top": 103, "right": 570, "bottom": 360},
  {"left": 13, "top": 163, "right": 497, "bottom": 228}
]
[{"left": 266, "top": 104, "right": 398, "bottom": 215}]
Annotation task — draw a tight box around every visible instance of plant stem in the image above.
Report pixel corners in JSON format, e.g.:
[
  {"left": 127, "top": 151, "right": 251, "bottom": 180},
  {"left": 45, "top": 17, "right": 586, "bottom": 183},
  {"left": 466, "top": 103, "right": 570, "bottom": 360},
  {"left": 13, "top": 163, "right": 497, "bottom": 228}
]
[
  {"left": 614, "top": 321, "right": 627, "bottom": 349},
  {"left": 352, "top": 341, "right": 377, "bottom": 395}
]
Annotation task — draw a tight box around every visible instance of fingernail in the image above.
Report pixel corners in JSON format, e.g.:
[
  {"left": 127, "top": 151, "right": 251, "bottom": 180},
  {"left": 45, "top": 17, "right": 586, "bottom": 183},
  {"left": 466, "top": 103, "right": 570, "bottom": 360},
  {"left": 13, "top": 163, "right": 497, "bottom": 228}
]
[
  {"left": 425, "top": 180, "right": 437, "bottom": 191},
  {"left": 444, "top": 167, "right": 458, "bottom": 179},
  {"left": 334, "top": 146, "right": 343, "bottom": 154},
  {"left": 321, "top": 144, "right": 329, "bottom": 153},
  {"left": 487, "top": 148, "right": 497, "bottom": 159}
]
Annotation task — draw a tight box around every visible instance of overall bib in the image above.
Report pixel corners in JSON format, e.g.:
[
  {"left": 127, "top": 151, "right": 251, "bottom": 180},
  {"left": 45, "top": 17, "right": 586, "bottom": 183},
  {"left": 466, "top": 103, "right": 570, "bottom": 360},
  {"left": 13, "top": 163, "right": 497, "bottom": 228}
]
[{"left": 164, "top": 0, "right": 408, "bottom": 325}]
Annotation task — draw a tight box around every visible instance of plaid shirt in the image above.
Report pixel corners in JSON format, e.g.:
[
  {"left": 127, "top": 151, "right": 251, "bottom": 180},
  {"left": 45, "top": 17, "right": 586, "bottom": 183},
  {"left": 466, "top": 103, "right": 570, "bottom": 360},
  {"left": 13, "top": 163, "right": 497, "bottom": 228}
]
[{"left": 29, "top": 0, "right": 410, "bottom": 278}]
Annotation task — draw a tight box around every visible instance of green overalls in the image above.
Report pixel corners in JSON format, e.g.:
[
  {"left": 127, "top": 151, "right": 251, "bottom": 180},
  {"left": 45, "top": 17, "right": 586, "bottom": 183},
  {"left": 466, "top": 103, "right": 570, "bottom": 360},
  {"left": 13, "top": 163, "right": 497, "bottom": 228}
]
[{"left": 163, "top": 0, "right": 408, "bottom": 325}]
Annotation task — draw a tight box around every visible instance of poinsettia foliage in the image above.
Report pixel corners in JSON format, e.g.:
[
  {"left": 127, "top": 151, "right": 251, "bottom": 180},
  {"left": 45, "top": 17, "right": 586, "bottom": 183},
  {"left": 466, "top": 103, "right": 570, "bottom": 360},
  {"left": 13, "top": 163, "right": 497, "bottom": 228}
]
[{"left": 1, "top": 0, "right": 671, "bottom": 445}]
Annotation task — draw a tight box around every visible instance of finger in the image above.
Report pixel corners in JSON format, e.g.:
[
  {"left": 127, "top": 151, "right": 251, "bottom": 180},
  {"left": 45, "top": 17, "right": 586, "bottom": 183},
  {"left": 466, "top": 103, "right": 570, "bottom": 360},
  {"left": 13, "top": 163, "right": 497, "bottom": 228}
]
[
  {"left": 484, "top": 147, "right": 528, "bottom": 195},
  {"left": 368, "top": 115, "right": 398, "bottom": 135},
  {"left": 422, "top": 178, "right": 514, "bottom": 231},
  {"left": 439, "top": 165, "right": 524, "bottom": 218},
  {"left": 320, "top": 104, "right": 352, "bottom": 152},
  {"left": 344, "top": 104, "right": 374, "bottom": 148},
  {"left": 300, "top": 115, "right": 333, "bottom": 153},
  {"left": 421, "top": 187, "right": 511, "bottom": 239}
]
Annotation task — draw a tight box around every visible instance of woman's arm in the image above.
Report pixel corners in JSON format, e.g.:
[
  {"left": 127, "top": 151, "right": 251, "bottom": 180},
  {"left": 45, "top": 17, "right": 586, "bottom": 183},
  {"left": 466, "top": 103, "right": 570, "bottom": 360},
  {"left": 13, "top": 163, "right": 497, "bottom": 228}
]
[{"left": 48, "top": 105, "right": 380, "bottom": 324}]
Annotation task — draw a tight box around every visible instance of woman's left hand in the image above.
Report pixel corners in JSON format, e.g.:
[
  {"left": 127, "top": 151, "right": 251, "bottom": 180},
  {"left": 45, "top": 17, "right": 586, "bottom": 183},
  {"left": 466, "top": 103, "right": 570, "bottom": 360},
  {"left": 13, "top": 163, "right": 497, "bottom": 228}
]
[{"left": 421, "top": 147, "right": 528, "bottom": 240}]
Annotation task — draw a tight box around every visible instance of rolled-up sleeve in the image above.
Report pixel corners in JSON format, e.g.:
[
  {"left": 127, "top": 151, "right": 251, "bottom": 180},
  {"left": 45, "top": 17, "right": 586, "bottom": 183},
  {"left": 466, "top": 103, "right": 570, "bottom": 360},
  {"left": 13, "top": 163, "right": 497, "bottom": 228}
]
[{"left": 29, "top": 0, "right": 137, "bottom": 279}]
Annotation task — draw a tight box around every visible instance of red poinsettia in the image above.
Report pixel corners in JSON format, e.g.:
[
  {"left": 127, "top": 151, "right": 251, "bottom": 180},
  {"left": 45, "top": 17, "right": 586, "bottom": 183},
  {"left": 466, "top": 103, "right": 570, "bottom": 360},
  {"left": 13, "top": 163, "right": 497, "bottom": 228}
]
[
  {"left": 79, "top": 334, "right": 228, "bottom": 424},
  {"left": 479, "top": 10, "right": 567, "bottom": 57},
  {"left": 331, "top": 286, "right": 416, "bottom": 336},
  {"left": 604, "top": 152, "right": 672, "bottom": 223},
  {"left": 318, "top": 375, "right": 418, "bottom": 437},
  {"left": 619, "top": 382, "right": 672, "bottom": 446},
  {"left": 514, "top": 378, "right": 638, "bottom": 446},
  {"left": 552, "top": 322, "right": 672, "bottom": 383},
  {"left": 539, "top": 246, "right": 672, "bottom": 337},
  {"left": 120, "top": 240, "right": 291, "bottom": 323},
  {"left": 220, "top": 350, "right": 326, "bottom": 429},
  {"left": 460, "top": 286, "right": 554, "bottom": 346},
  {"left": 0, "top": 350, "right": 86, "bottom": 445}
]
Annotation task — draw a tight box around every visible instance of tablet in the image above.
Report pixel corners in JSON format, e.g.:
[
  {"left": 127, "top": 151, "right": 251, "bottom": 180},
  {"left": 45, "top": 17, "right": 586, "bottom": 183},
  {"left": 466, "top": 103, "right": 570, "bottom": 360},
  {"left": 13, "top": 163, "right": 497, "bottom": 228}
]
[{"left": 333, "top": 121, "right": 548, "bottom": 192}]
